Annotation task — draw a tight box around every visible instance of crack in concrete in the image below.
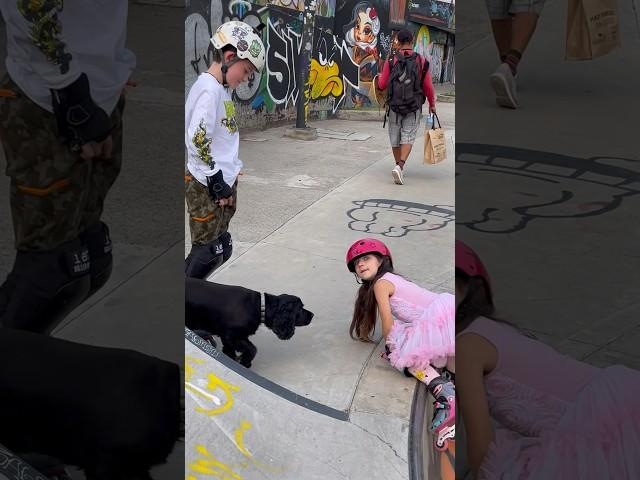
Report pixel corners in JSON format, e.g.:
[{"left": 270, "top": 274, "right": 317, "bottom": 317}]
[{"left": 350, "top": 420, "right": 408, "bottom": 474}]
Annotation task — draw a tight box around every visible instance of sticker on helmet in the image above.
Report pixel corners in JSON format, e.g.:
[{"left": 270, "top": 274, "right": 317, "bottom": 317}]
[
  {"left": 232, "top": 26, "right": 248, "bottom": 39},
  {"left": 249, "top": 40, "right": 262, "bottom": 58},
  {"left": 216, "top": 32, "right": 227, "bottom": 44},
  {"left": 237, "top": 40, "right": 248, "bottom": 52}
]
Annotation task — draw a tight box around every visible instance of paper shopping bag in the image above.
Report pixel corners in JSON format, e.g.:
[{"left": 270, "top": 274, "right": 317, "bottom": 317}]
[
  {"left": 565, "top": 0, "right": 620, "bottom": 60},
  {"left": 424, "top": 113, "right": 446, "bottom": 165}
]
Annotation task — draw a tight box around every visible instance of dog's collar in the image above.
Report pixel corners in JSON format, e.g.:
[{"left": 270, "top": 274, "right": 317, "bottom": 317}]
[{"left": 260, "top": 292, "right": 266, "bottom": 324}]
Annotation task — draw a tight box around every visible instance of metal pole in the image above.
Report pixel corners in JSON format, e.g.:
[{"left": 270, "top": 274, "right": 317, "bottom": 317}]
[{"left": 295, "top": 0, "right": 317, "bottom": 129}]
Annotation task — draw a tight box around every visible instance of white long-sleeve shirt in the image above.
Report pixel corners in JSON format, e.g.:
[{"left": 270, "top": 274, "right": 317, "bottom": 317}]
[
  {"left": 185, "top": 73, "right": 241, "bottom": 188},
  {"left": 0, "top": 0, "right": 135, "bottom": 114}
]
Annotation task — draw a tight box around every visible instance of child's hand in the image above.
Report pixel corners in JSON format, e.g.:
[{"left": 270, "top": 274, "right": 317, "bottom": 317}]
[{"left": 216, "top": 196, "right": 235, "bottom": 207}]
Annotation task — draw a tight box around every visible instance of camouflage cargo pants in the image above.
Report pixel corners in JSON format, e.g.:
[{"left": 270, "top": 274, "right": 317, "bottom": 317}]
[
  {"left": 185, "top": 174, "right": 237, "bottom": 245},
  {"left": 0, "top": 75, "right": 124, "bottom": 251}
]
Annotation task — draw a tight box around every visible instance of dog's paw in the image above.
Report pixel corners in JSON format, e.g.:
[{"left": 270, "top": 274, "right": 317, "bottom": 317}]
[{"left": 238, "top": 358, "right": 252, "bottom": 369}]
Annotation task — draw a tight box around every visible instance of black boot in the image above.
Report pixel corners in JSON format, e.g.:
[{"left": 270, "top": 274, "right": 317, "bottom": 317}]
[
  {"left": 0, "top": 239, "right": 91, "bottom": 334},
  {"left": 80, "top": 221, "right": 113, "bottom": 300}
]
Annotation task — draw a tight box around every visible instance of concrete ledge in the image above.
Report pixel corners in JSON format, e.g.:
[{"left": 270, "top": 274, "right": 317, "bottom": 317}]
[
  {"left": 283, "top": 126, "right": 318, "bottom": 141},
  {"left": 335, "top": 109, "right": 386, "bottom": 122}
]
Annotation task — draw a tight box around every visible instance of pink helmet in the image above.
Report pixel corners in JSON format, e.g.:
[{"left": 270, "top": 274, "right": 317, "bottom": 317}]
[
  {"left": 455, "top": 240, "right": 492, "bottom": 298},
  {"left": 346, "top": 238, "right": 392, "bottom": 272}
]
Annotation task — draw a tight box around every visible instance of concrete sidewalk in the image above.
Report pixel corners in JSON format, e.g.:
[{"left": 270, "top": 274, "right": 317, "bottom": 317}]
[
  {"left": 456, "top": 0, "right": 640, "bottom": 369},
  {"left": 186, "top": 102, "right": 455, "bottom": 475}
]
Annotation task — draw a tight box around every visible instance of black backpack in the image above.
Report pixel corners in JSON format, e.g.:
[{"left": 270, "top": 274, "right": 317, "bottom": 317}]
[{"left": 386, "top": 52, "right": 428, "bottom": 120}]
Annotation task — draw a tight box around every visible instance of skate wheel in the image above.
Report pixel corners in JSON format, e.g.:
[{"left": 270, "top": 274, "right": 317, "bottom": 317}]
[{"left": 435, "top": 439, "right": 448, "bottom": 451}]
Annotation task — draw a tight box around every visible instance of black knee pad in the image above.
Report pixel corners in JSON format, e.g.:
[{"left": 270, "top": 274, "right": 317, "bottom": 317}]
[
  {"left": 184, "top": 239, "right": 225, "bottom": 279},
  {"left": 80, "top": 221, "right": 113, "bottom": 299},
  {"left": 218, "top": 231, "right": 233, "bottom": 262},
  {"left": 0, "top": 240, "right": 91, "bottom": 334}
]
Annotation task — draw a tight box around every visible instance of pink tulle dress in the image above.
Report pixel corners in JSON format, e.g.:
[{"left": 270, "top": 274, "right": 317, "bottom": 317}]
[
  {"left": 382, "top": 272, "right": 455, "bottom": 371},
  {"left": 460, "top": 316, "right": 640, "bottom": 479}
]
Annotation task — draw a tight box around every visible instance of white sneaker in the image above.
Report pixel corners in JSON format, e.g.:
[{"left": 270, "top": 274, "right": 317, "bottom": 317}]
[
  {"left": 490, "top": 63, "right": 518, "bottom": 109},
  {"left": 392, "top": 165, "right": 404, "bottom": 185}
]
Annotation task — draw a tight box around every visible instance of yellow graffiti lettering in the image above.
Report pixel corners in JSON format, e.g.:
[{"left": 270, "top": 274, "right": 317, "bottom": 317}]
[
  {"left": 188, "top": 445, "right": 243, "bottom": 479},
  {"left": 186, "top": 372, "right": 240, "bottom": 416},
  {"left": 185, "top": 355, "right": 205, "bottom": 382}
]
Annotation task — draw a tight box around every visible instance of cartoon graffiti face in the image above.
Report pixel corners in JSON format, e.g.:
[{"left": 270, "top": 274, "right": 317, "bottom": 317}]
[
  {"left": 355, "top": 11, "right": 376, "bottom": 44},
  {"left": 309, "top": 58, "right": 343, "bottom": 100},
  {"left": 347, "top": 199, "right": 455, "bottom": 237},
  {"left": 249, "top": 39, "right": 262, "bottom": 58},
  {"left": 457, "top": 144, "right": 640, "bottom": 234},
  {"left": 344, "top": 3, "right": 381, "bottom": 50}
]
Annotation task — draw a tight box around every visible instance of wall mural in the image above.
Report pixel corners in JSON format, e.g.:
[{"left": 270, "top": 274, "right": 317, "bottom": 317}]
[
  {"left": 186, "top": 0, "right": 453, "bottom": 124},
  {"left": 186, "top": 0, "right": 360, "bottom": 126}
]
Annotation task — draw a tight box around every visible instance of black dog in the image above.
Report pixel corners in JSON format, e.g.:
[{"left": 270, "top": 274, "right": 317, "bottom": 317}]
[
  {"left": 0, "top": 328, "right": 181, "bottom": 480},
  {"left": 185, "top": 278, "right": 314, "bottom": 368}
]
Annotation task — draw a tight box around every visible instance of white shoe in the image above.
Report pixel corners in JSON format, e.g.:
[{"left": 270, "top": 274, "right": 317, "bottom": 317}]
[
  {"left": 392, "top": 165, "right": 404, "bottom": 185},
  {"left": 490, "top": 63, "right": 518, "bottom": 109}
]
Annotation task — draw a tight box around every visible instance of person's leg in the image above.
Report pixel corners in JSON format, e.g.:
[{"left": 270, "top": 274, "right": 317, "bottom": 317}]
[
  {"left": 395, "top": 111, "right": 419, "bottom": 176},
  {"left": 490, "top": 18, "right": 513, "bottom": 62},
  {"left": 399, "top": 144, "right": 413, "bottom": 167},
  {"left": 0, "top": 75, "right": 92, "bottom": 334},
  {"left": 409, "top": 364, "right": 456, "bottom": 431},
  {"left": 388, "top": 111, "right": 405, "bottom": 184},
  {"left": 79, "top": 95, "right": 125, "bottom": 300},
  {"left": 392, "top": 146, "right": 402, "bottom": 164},
  {"left": 506, "top": 12, "right": 539, "bottom": 73},
  {"left": 185, "top": 177, "right": 235, "bottom": 279}
]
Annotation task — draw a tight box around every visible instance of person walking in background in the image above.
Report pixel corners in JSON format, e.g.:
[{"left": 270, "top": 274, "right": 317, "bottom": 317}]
[
  {"left": 375, "top": 28, "right": 435, "bottom": 185},
  {"left": 486, "top": 0, "right": 544, "bottom": 108}
]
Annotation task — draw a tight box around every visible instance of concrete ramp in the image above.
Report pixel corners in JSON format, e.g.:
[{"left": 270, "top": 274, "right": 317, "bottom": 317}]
[{"left": 184, "top": 329, "right": 410, "bottom": 480}]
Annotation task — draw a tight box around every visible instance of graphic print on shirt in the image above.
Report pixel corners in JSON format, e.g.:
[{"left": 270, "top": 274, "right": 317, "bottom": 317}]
[
  {"left": 221, "top": 100, "right": 238, "bottom": 134},
  {"left": 192, "top": 119, "right": 214, "bottom": 168},
  {"left": 17, "top": 0, "right": 72, "bottom": 74}
]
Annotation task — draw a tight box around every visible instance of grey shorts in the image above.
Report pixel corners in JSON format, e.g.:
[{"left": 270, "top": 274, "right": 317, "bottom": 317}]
[
  {"left": 387, "top": 110, "right": 421, "bottom": 147},
  {"left": 485, "top": 0, "right": 545, "bottom": 19}
]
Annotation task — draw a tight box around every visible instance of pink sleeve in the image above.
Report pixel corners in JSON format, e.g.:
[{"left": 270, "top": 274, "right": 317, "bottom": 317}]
[
  {"left": 377, "top": 59, "right": 391, "bottom": 90},
  {"left": 422, "top": 57, "right": 435, "bottom": 108}
]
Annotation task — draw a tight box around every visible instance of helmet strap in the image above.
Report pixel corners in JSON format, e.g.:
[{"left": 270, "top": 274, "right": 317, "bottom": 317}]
[{"left": 220, "top": 54, "right": 241, "bottom": 88}]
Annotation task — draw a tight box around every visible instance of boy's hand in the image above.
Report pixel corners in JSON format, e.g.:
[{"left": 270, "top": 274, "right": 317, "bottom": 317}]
[
  {"left": 206, "top": 171, "right": 233, "bottom": 204},
  {"left": 216, "top": 196, "right": 234, "bottom": 207},
  {"left": 52, "top": 73, "right": 112, "bottom": 156}
]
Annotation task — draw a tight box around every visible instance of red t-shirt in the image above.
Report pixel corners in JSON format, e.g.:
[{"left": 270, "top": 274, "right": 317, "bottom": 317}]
[{"left": 377, "top": 49, "right": 435, "bottom": 109}]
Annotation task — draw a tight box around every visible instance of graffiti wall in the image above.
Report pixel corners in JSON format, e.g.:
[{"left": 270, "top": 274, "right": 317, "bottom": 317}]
[
  {"left": 335, "top": 0, "right": 392, "bottom": 109},
  {"left": 335, "top": 0, "right": 454, "bottom": 109},
  {"left": 186, "top": 0, "right": 360, "bottom": 128},
  {"left": 185, "top": 0, "right": 454, "bottom": 126}
]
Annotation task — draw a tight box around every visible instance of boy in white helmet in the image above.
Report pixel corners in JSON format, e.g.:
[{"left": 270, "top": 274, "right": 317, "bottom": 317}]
[{"left": 184, "top": 21, "right": 265, "bottom": 279}]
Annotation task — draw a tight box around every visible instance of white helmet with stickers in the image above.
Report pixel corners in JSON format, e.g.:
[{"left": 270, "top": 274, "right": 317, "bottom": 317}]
[{"left": 211, "top": 21, "right": 265, "bottom": 72}]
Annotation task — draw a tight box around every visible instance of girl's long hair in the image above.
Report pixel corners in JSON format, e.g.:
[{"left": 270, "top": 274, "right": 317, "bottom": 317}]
[
  {"left": 350, "top": 255, "right": 394, "bottom": 342},
  {"left": 456, "top": 268, "right": 533, "bottom": 337}
]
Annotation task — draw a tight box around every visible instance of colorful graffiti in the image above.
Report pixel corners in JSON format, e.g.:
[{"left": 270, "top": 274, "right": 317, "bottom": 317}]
[
  {"left": 317, "top": 0, "right": 336, "bottom": 17},
  {"left": 407, "top": 0, "right": 454, "bottom": 31},
  {"left": 186, "top": 0, "right": 362, "bottom": 125},
  {"left": 309, "top": 30, "right": 360, "bottom": 112}
]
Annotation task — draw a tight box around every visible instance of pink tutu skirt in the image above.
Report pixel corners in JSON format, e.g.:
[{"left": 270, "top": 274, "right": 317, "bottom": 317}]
[
  {"left": 479, "top": 365, "right": 640, "bottom": 479},
  {"left": 385, "top": 292, "right": 455, "bottom": 371}
]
